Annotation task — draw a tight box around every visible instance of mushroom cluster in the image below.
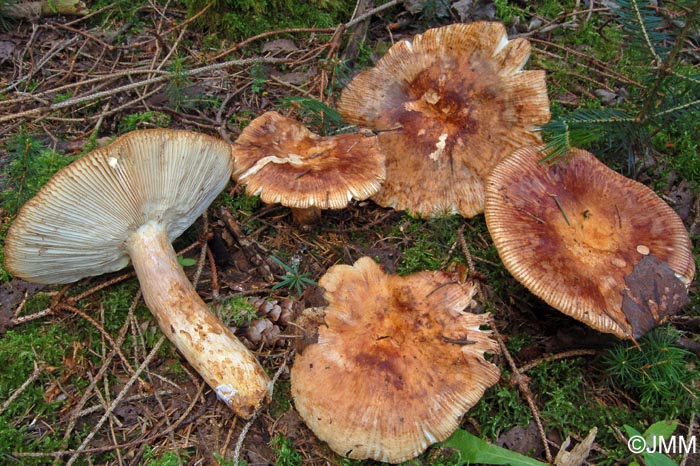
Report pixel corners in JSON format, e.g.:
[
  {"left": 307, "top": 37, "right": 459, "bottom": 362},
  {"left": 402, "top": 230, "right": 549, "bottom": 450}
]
[
  {"left": 291, "top": 257, "right": 500, "bottom": 463},
  {"left": 3, "top": 17, "right": 697, "bottom": 466}
]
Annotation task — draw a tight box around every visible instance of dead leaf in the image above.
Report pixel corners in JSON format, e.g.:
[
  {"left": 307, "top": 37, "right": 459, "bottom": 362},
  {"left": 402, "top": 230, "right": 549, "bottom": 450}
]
[
  {"left": 554, "top": 427, "right": 597, "bottom": 466},
  {"left": 0, "top": 280, "right": 46, "bottom": 335},
  {"left": 666, "top": 179, "right": 694, "bottom": 225},
  {"left": 497, "top": 422, "right": 544, "bottom": 457},
  {"left": 262, "top": 38, "right": 298, "bottom": 54},
  {"left": 403, "top": 0, "right": 450, "bottom": 16},
  {"left": 621, "top": 255, "right": 690, "bottom": 339},
  {"left": 451, "top": 0, "right": 496, "bottom": 21},
  {"left": 271, "top": 68, "right": 316, "bottom": 86},
  {"left": 0, "top": 40, "right": 18, "bottom": 62}
]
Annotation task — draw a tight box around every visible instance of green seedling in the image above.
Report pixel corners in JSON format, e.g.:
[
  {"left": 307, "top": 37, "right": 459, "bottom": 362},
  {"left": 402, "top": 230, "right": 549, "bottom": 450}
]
[
  {"left": 271, "top": 434, "right": 303, "bottom": 466},
  {"left": 270, "top": 255, "right": 317, "bottom": 296},
  {"left": 602, "top": 327, "right": 699, "bottom": 419}
]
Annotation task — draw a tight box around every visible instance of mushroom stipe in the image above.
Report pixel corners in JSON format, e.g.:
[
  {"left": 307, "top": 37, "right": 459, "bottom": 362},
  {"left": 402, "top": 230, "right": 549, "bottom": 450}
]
[{"left": 4, "top": 129, "right": 271, "bottom": 417}]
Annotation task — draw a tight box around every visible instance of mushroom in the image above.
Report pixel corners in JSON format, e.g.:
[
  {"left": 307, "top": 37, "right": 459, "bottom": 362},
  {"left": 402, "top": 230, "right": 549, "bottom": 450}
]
[
  {"left": 291, "top": 257, "right": 500, "bottom": 463},
  {"left": 232, "top": 111, "right": 385, "bottom": 225},
  {"left": 4, "top": 129, "right": 271, "bottom": 417},
  {"left": 484, "top": 145, "right": 696, "bottom": 340},
  {"left": 337, "top": 22, "right": 550, "bottom": 218}
]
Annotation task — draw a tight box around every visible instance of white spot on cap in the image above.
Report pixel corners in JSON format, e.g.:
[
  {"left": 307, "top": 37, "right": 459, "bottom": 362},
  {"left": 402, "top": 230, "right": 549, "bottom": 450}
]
[
  {"left": 238, "top": 153, "right": 304, "bottom": 180},
  {"left": 108, "top": 157, "right": 119, "bottom": 168},
  {"left": 215, "top": 384, "right": 238, "bottom": 406},
  {"left": 612, "top": 257, "right": 626, "bottom": 268},
  {"left": 636, "top": 245, "right": 650, "bottom": 255},
  {"left": 675, "top": 273, "right": 690, "bottom": 286},
  {"left": 428, "top": 133, "right": 448, "bottom": 161}
]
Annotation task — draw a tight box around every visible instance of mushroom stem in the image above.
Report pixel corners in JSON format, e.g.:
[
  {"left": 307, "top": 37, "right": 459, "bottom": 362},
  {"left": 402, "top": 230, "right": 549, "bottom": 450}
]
[
  {"left": 291, "top": 206, "right": 322, "bottom": 225},
  {"left": 126, "top": 221, "right": 270, "bottom": 418}
]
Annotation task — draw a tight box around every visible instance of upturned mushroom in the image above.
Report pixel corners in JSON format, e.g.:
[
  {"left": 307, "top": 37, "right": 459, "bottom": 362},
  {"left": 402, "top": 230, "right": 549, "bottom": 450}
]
[
  {"left": 4, "top": 129, "right": 271, "bottom": 417},
  {"left": 232, "top": 111, "right": 385, "bottom": 225},
  {"left": 484, "top": 146, "right": 696, "bottom": 340},
  {"left": 337, "top": 21, "right": 550, "bottom": 218},
  {"left": 291, "top": 257, "right": 500, "bottom": 463}
]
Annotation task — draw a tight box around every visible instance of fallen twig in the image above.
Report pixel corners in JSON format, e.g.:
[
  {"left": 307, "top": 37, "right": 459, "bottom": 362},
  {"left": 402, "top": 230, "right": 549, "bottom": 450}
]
[
  {"left": 0, "top": 57, "right": 291, "bottom": 124},
  {"left": 490, "top": 318, "right": 553, "bottom": 463},
  {"left": 0, "top": 361, "right": 42, "bottom": 416}
]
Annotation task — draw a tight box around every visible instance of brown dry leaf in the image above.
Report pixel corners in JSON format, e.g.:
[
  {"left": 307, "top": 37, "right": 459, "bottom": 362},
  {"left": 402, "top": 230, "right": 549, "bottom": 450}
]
[
  {"left": 0, "top": 39, "right": 18, "bottom": 62},
  {"left": 262, "top": 38, "right": 298, "bottom": 54},
  {"left": 0, "top": 280, "right": 46, "bottom": 335},
  {"left": 554, "top": 427, "right": 597, "bottom": 466},
  {"left": 497, "top": 422, "right": 543, "bottom": 457},
  {"left": 621, "top": 255, "right": 690, "bottom": 339},
  {"left": 271, "top": 68, "right": 316, "bottom": 85},
  {"left": 451, "top": 0, "right": 496, "bottom": 21}
]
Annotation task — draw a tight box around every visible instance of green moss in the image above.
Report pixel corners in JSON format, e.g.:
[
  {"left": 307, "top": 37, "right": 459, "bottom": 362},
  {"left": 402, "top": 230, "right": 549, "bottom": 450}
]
[
  {"left": 217, "top": 190, "right": 261, "bottom": 216},
  {"left": 218, "top": 296, "right": 258, "bottom": 327},
  {"left": 117, "top": 111, "right": 171, "bottom": 134},
  {"left": 99, "top": 281, "right": 143, "bottom": 332},
  {"left": 470, "top": 376, "right": 532, "bottom": 440},
  {"left": 184, "top": 0, "right": 354, "bottom": 41},
  {"left": 143, "top": 445, "right": 192, "bottom": 466},
  {"left": 390, "top": 215, "right": 463, "bottom": 275},
  {"left": 270, "top": 380, "right": 292, "bottom": 419},
  {"left": 1, "top": 134, "right": 78, "bottom": 217},
  {"left": 0, "top": 320, "right": 83, "bottom": 462}
]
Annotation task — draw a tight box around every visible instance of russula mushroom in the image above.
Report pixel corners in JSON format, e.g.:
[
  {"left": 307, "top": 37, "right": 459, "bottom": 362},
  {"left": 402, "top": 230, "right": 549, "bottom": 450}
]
[
  {"left": 337, "top": 22, "right": 550, "bottom": 218},
  {"left": 484, "top": 146, "right": 696, "bottom": 340},
  {"left": 4, "top": 129, "right": 270, "bottom": 417},
  {"left": 291, "top": 257, "right": 500, "bottom": 463},
  {"left": 232, "top": 111, "right": 385, "bottom": 225}
]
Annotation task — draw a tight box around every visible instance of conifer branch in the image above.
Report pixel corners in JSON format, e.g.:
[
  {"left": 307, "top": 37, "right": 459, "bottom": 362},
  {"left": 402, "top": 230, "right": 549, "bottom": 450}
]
[
  {"left": 630, "top": 0, "right": 662, "bottom": 65},
  {"left": 636, "top": 0, "right": 700, "bottom": 123}
]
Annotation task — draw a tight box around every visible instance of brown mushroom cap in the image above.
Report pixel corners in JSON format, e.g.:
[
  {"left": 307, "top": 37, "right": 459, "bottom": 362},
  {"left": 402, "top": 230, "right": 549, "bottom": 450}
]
[
  {"left": 338, "top": 22, "right": 550, "bottom": 218},
  {"left": 291, "top": 257, "right": 500, "bottom": 463},
  {"left": 232, "top": 111, "right": 385, "bottom": 210},
  {"left": 484, "top": 146, "right": 696, "bottom": 339}
]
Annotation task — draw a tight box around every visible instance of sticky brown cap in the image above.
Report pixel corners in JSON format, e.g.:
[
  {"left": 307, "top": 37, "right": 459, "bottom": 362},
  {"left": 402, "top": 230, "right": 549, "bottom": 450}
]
[
  {"left": 485, "top": 146, "right": 695, "bottom": 339},
  {"left": 338, "top": 22, "right": 550, "bottom": 217},
  {"left": 232, "top": 111, "right": 385, "bottom": 210},
  {"left": 291, "top": 257, "right": 500, "bottom": 463}
]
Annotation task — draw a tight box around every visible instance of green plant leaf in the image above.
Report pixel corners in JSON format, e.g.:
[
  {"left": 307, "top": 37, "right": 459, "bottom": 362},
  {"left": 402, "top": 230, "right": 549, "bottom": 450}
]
[
  {"left": 643, "top": 420, "right": 678, "bottom": 440},
  {"left": 624, "top": 425, "right": 643, "bottom": 439},
  {"left": 643, "top": 452, "right": 679, "bottom": 466},
  {"left": 625, "top": 422, "right": 681, "bottom": 466},
  {"left": 178, "top": 256, "right": 197, "bottom": 267},
  {"left": 442, "top": 429, "right": 546, "bottom": 466}
]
